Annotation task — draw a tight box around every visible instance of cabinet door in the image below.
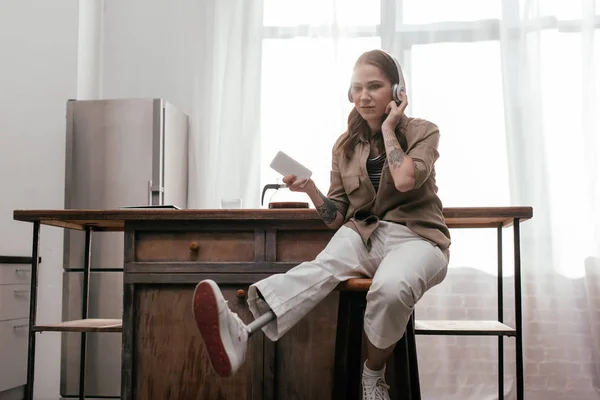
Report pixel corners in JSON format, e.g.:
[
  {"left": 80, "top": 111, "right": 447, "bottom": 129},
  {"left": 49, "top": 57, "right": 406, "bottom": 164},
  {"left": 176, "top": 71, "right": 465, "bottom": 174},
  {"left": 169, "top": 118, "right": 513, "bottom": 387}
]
[
  {"left": 134, "top": 284, "right": 261, "bottom": 400},
  {"left": 266, "top": 291, "right": 339, "bottom": 400},
  {"left": 0, "top": 319, "right": 28, "bottom": 392},
  {"left": 265, "top": 228, "right": 340, "bottom": 400}
]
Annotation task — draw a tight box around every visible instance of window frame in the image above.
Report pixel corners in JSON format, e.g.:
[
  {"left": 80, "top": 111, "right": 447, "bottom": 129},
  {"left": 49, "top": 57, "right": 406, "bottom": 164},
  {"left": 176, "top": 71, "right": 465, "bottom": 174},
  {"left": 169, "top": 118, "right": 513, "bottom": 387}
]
[{"left": 262, "top": 0, "right": 600, "bottom": 80}]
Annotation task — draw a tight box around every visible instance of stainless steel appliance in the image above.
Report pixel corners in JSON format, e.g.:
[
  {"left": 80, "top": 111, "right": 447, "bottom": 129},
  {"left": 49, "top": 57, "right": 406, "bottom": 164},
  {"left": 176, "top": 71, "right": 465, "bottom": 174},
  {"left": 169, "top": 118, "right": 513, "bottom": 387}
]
[{"left": 61, "top": 98, "right": 188, "bottom": 398}]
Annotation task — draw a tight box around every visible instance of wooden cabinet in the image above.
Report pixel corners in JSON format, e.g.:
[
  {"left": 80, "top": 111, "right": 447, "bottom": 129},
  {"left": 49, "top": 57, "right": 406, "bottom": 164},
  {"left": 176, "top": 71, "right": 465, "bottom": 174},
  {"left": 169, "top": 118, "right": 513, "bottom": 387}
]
[
  {"left": 266, "top": 291, "right": 339, "bottom": 400},
  {"left": 122, "top": 218, "right": 339, "bottom": 400},
  {"left": 131, "top": 282, "right": 341, "bottom": 400},
  {"left": 134, "top": 284, "right": 260, "bottom": 400}
]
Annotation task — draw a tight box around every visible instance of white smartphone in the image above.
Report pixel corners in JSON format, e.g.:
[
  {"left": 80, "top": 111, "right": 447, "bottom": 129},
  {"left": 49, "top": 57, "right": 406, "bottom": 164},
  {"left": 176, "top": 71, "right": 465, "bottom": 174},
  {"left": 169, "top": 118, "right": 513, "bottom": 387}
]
[{"left": 269, "top": 151, "right": 312, "bottom": 184}]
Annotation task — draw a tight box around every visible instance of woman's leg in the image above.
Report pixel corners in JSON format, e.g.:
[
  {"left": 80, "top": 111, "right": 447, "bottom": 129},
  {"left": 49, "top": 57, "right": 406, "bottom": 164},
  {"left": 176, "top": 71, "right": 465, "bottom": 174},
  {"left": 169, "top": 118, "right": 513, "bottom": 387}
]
[
  {"left": 364, "top": 223, "right": 448, "bottom": 355},
  {"left": 193, "top": 225, "right": 384, "bottom": 377},
  {"left": 247, "top": 225, "right": 383, "bottom": 340},
  {"left": 361, "top": 222, "right": 449, "bottom": 396},
  {"left": 365, "top": 341, "right": 396, "bottom": 371}
]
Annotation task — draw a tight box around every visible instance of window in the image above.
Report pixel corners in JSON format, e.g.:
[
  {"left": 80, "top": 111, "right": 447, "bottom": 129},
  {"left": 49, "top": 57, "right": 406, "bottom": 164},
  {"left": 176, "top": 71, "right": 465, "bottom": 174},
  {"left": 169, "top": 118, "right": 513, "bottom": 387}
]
[
  {"left": 409, "top": 40, "right": 510, "bottom": 274},
  {"left": 258, "top": 0, "right": 599, "bottom": 275},
  {"left": 260, "top": 1, "right": 381, "bottom": 195},
  {"left": 260, "top": 1, "right": 510, "bottom": 202},
  {"left": 539, "top": 30, "right": 600, "bottom": 277},
  {"left": 263, "top": 0, "right": 380, "bottom": 27},
  {"left": 260, "top": 37, "right": 380, "bottom": 194},
  {"left": 403, "top": 0, "right": 500, "bottom": 24}
]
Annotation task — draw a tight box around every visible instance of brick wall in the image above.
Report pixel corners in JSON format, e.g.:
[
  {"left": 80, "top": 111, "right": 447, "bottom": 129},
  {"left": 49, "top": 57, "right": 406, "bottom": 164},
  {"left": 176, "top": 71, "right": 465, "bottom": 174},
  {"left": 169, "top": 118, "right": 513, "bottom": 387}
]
[{"left": 414, "top": 264, "right": 600, "bottom": 399}]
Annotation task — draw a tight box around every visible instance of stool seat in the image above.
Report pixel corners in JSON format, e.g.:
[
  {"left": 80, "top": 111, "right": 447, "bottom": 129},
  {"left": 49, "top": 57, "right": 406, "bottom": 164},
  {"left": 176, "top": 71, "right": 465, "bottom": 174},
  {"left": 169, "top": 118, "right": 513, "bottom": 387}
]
[
  {"left": 333, "top": 278, "right": 421, "bottom": 400},
  {"left": 336, "top": 278, "right": 373, "bottom": 291}
]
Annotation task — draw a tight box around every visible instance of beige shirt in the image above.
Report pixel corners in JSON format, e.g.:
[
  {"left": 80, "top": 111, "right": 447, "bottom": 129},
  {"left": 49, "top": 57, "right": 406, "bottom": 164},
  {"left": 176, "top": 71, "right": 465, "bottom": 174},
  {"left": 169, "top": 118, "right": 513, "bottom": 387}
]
[{"left": 327, "top": 114, "right": 451, "bottom": 258}]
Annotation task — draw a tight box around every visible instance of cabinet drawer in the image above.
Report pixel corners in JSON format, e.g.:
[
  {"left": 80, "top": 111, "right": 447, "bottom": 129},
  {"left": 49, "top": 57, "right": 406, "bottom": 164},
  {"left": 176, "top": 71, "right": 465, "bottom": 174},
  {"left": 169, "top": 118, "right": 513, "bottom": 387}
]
[
  {"left": 276, "top": 230, "right": 333, "bottom": 262},
  {"left": 0, "top": 318, "right": 28, "bottom": 392},
  {"left": 135, "top": 231, "right": 257, "bottom": 262},
  {"left": 0, "top": 285, "right": 30, "bottom": 321},
  {"left": 0, "top": 264, "right": 31, "bottom": 285}
]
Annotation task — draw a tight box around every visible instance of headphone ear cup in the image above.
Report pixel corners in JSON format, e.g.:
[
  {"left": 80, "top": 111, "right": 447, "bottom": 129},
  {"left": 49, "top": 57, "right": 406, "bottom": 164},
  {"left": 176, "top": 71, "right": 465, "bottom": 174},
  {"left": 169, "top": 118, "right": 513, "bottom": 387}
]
[
  {"left": 384, "top": 51, "right": 406, "bottom": 102},
  {"left": 391, "top": 83, "right": 400, "bottom": 103}
]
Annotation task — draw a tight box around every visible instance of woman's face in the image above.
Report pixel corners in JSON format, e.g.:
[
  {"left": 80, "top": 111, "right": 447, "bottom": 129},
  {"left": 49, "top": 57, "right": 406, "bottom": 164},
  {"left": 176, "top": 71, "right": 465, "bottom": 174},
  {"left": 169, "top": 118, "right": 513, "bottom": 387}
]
[{"left": 350, "top": 63, "right": 393, "bottom": 125}]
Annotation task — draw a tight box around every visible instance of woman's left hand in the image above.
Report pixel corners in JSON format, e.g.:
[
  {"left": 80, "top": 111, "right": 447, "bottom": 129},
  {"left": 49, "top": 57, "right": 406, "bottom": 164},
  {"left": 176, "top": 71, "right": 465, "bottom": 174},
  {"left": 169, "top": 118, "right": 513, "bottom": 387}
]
[{"left": 382, "top": 91, "right": 408, "bottom": 132}]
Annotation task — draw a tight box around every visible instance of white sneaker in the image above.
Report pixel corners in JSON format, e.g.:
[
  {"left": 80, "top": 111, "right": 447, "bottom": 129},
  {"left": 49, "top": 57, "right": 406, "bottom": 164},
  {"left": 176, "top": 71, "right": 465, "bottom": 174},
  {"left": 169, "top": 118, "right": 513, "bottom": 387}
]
[
  {"left": 192, "top": 279, "right": 250, "bottom": 377},
  {"left": 362, "top": 375, "right": 391, "bottom": 400}
]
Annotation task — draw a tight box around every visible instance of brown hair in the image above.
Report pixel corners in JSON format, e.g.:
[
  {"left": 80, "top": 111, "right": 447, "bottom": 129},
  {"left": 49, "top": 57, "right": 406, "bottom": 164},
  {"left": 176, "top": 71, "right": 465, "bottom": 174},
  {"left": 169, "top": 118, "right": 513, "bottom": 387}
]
[{"left": 339, "top": 50, "right": 407, "bottom": 158}]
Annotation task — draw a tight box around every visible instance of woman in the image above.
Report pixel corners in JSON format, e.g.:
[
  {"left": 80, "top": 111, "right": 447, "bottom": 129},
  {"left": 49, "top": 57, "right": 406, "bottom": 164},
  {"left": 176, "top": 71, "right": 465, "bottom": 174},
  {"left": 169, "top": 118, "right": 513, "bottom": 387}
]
[{"left": 192, "top": 49, "right": 451, "bottom": 400}]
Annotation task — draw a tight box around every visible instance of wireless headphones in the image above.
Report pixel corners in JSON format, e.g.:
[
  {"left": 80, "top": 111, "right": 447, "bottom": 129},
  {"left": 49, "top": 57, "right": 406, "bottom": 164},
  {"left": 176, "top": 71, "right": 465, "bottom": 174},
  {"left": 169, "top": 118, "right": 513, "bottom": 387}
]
[{"left": 347, "top": 50, "right": 406, "bottom": 103}]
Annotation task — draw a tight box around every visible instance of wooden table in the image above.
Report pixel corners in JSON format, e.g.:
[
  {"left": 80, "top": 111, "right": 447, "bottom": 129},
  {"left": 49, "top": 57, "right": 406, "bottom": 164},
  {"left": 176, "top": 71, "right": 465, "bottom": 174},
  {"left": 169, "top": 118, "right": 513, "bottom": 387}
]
[{"left": 13, "top": 207, "right": 532, "bottom": 400}]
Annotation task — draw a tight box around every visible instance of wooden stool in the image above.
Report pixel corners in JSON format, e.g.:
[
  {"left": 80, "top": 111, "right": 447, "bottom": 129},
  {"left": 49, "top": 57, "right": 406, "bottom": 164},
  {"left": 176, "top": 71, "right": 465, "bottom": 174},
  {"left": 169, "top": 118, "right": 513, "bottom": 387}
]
[{"left": 333, "top": 278, "right": 421, "bottom": 400}]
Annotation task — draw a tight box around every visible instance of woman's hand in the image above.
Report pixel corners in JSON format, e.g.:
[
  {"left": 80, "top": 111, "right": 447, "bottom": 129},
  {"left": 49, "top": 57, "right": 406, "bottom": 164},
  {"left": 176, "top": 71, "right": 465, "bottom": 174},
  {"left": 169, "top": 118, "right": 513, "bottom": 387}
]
[
  {"left": 382, "top": 91, "right": 408, "bottom": 132},
  {"left": 282, "top": 175, "right": 317, "bottom": 195},
  {"left": 283, "top": 174, "right": 343, "bottom": 228}
]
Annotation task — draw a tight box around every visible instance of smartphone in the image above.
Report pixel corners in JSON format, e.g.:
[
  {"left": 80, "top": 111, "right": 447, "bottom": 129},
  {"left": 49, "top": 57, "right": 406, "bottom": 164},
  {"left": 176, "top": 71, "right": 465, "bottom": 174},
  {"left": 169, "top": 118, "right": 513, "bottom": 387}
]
[{"left": 269, "top": 151, "right": 312, "bottom": 183}]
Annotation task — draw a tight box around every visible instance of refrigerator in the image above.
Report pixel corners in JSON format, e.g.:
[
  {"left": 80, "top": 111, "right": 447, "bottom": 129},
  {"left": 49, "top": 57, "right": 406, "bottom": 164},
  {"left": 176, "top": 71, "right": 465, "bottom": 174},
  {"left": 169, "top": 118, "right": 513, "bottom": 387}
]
[{"left": 61, "top": 98, "right": 189, "bottom": 398}]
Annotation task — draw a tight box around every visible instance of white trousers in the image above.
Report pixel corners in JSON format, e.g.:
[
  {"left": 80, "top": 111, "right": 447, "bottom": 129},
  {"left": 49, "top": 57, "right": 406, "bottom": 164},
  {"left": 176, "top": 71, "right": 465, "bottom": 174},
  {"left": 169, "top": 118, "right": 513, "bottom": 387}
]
[{"left": 247, "top": 221, "right": 449, "bottom": 349}]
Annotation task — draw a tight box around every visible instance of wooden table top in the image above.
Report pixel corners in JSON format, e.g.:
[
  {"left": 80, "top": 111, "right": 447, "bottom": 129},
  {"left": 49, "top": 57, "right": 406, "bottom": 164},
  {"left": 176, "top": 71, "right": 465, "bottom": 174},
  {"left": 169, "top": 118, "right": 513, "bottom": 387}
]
[{"left": 13, "top": 207, "right": 532, "bottom": 231}]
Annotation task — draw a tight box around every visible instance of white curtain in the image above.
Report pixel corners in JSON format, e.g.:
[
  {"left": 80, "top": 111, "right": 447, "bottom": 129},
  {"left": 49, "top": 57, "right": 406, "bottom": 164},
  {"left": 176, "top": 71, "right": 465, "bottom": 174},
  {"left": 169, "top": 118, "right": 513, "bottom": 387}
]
[
  {"left": 100, "top": 0, "right": 599, "bottom": 398},
  {"left": 187, "top": 0, "right": 264, "bottom": 209},
  {"left": 258, "top": 0, "right": 600, "bottom": 399}
]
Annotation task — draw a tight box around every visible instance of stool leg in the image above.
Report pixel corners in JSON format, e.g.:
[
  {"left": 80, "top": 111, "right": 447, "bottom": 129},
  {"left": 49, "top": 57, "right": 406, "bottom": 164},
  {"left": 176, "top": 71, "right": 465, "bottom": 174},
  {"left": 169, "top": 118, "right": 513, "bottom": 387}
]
[
  {"left": 333, "top": 291, "right": 352, "bottom": 400},
  {"left": 348, "top": 293, "right": 366, "bottom": 400},
  {"left": 393, "top": 332, "right": 411, "bottom": 399},
  {"left": 333, "top": 291, "right": 365, "bottom": 400},
  {"left": 406, "top": 315, "right": 421, "bottom": 400},
  {"left": 393, "top": 314, "right": 421, "bottom": 400}
]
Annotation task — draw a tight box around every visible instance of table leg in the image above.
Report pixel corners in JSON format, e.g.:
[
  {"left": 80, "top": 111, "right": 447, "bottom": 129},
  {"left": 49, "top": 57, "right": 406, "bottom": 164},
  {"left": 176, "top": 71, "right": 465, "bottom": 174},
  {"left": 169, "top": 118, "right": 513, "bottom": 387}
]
[
  {"left": 497, "top": 225, "right": 504, "bottom": 399},
  {"left": 79, "top": 227, "right": 92, "bottom": 399},
  {"left": 121, "top": 283, "right": 135, "bottom": 400},
  {"left": 513, "top": 219, "right": 524, "bottom": 400},
  {"left": 25, "top": 221, "right": 40, "bottom": 400}
]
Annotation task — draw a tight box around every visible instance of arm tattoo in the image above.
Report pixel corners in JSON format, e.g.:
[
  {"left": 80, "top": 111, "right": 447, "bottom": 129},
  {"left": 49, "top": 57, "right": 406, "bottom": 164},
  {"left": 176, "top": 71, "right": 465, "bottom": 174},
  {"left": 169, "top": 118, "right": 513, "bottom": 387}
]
[
  {"left": 316, "top": 191, "right": 339, "bottom": 224},
  {"left": 388, "top": 149, "right": 406, "bottom": 168},
  {"left": 384, "top": 136, "right": 407, "bottom": 170},
  {"left": 384, "top": 137, "right": 397, "bottom": 148}
]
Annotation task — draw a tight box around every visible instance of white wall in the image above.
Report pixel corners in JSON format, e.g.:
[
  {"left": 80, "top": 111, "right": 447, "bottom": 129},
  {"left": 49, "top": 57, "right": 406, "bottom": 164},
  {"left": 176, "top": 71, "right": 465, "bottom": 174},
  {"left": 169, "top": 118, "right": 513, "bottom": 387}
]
[
  {"left": 0, "top": 0, "right": 79, "bottom": 398},
  {"left": 100, "top": 0, "right": 218, "bottom": 210},
  {"left": 100, "top": 0, "right": 263, "bottom": 209},
  {"left": 101, "top": 0, "right": 196, "bottom": 111}
]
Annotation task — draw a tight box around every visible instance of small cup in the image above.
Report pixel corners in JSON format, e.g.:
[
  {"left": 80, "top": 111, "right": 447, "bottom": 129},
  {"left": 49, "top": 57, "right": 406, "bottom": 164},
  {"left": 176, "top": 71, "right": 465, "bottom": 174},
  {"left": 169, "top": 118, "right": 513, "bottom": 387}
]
[{"left": 221, "top": 198, "right": 243, "bottom": 209}]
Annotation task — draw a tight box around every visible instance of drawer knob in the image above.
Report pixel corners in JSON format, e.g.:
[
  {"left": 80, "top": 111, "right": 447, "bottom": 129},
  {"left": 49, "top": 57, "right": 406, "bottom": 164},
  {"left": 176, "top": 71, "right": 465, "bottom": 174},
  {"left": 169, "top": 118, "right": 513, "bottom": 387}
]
[
  {"left": 189, "top": 241, "right": 200, "bottom": 251},
  {"left": 236, "top": 289, "right": 247, "bottom": 299}
]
